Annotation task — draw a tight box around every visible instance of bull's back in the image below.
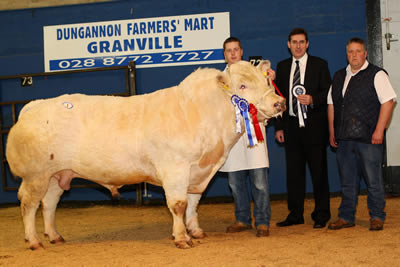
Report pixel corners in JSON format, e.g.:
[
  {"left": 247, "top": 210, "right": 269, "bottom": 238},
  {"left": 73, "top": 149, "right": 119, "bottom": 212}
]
[
  {"left": 6, "top": 68, "right": 231, "bottom": 185},
  {"left": 6, "top": 91, "right": 201, "bottom": 183}
]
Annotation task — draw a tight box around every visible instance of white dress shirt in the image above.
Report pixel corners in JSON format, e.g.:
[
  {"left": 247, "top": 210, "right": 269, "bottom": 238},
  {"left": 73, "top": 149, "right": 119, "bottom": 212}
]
[{"left": 289, "top": 53, "right": 308, "bottom": 116}]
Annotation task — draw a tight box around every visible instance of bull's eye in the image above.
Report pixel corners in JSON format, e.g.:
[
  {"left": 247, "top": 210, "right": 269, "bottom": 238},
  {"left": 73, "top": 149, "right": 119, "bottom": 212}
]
[{"left": 240, "top": 84, "right": 246, "bottom": 89}]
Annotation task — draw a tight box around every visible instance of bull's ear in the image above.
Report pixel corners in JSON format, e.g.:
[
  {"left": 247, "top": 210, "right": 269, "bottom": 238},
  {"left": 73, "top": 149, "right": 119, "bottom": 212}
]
[
  {"left": 217, "top": 73, "right": 234, "bottom": 96},
  {"left": 256, "top": 60, "right": 271, "bottom": 73},
  {"left": 257, "top": 60, "right": 274, "bottom": 87}
]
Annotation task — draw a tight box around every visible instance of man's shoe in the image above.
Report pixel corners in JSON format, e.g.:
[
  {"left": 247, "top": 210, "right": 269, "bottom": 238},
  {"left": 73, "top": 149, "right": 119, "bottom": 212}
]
[
  {"left": 276, "top": 219, "right": 304, "bottom": 227},
  {"left": 256, "top": 225, "right": 269, "bottom": 237},
  {"left": 369, "top": 218, "right": 384, "bottom": 231},
  {"left": 328, "top": 219, "right": 355, "bottom": 230},
  {"left": 313, "top": 222, "right": 327, "bottom": 229},
  {"left": 226, "top": 222, "right": 252, "bottom": 233}
]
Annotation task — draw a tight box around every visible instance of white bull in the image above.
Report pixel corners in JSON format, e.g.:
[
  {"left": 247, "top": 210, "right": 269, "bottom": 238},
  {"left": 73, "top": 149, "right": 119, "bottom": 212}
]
[{"left": 6, "top": 60, "right": 285, "bottom": 249}]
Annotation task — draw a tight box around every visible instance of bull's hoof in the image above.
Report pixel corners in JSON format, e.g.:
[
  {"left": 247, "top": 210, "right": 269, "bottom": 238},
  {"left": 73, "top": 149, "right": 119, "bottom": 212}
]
[
  {"left": 190, "top": 230, "right": 207, "bottom": 239},
  {"left": 50, "top": 236, "right": 65, "bottom": 244},
  {"left": 174, "top": 239, "right": 194, "bottom": 249},
  {"left": 29, "top": 242, "right": 44, "bottom": 250}
]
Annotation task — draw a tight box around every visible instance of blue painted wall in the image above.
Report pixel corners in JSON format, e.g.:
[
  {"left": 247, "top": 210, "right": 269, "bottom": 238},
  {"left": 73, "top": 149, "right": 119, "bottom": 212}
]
[{"left": 0, "top": 0, "right": 367, "bottom": 204}]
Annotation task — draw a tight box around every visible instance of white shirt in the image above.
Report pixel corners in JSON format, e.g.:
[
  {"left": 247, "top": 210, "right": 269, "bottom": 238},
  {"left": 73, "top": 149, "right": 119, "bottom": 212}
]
[
  {"left": 327, "top": 60, "right": 397, "bottom": 104},
  {"left": 219, "top": 65, "right": 269, "bottom": 172},
  {"left": 219, "top": 125, "right": 269, "bottom": 172},
  {"left": 289, "top": 53, "right": 308, "bottom": 116}
]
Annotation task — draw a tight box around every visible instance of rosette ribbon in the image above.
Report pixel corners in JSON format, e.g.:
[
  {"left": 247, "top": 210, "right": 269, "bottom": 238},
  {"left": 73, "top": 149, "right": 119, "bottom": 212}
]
[
  {"left": 249, "top": 103, "right": 264, "bottom": 142},
  {"left": 238, "top": 98, "right": 257, "bottom": 147},
  {"left": 231, "top": 95, "right": 242, "bottom": 134},
  {"left": 292, "top": 85, "right": 308, "bottom": 128},
  {"left": 230, "top": 94, "right": 257, "bottom": 147}
]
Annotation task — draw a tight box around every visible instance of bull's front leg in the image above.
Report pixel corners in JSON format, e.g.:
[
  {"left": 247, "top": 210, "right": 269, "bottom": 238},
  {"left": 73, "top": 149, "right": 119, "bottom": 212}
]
[
  {"left": 168, "top": 198, "right": 193, "bottom": 249},
  {"left": 186, "top": 193, "right": 206, "bottom": 239},
  {"left": 162, "top": 170, "right": 193, "bottom": 249}
]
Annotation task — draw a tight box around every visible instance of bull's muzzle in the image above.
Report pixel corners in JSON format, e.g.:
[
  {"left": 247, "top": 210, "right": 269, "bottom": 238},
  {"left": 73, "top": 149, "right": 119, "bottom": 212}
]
[{"left": 274, "top": 99, "right": 286, "bottom": 113}]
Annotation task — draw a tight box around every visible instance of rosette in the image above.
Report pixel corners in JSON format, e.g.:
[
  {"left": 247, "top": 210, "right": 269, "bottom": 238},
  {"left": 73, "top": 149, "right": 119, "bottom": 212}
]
[
  {"left": 231, "top": 95, "right": 242, "bottom": 133},
  {"left": 237, "top": 98, "right": 255, "bottom": 147},
  {"left": 292, "top": 84, "right": 307, "bottom": 127}
]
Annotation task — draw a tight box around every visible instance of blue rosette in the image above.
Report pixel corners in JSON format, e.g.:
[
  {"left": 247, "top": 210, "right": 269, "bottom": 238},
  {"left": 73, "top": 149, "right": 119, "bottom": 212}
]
[
  {"left": 238, "top": 98, "right": 253, "bottom": 147},
  {"left": 231, "top": 95, "right": 242, "bottom": 133}
]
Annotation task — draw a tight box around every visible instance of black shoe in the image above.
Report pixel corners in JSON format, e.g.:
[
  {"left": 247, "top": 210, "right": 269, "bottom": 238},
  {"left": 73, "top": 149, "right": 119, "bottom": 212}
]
[
  {"left": 276, "top": 219, "right": 304, "bottom": 227},
  {"left": 313, "top": 222, "right": 327, "bottom": 229}
]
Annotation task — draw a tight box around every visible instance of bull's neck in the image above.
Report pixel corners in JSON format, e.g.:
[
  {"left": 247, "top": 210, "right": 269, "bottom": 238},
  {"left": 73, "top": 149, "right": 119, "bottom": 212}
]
[{"left": 221, "top": 93, "right": 247, "bottom": 143}]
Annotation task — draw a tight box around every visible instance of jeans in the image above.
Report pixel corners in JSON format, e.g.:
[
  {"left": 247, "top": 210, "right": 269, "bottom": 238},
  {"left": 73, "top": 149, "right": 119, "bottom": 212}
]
[
  {"left": 228, "top": 167, "right": 271, "bottom": 227},
  {"left": 336, "top": 140, "right": 386, "bottom": 223}
]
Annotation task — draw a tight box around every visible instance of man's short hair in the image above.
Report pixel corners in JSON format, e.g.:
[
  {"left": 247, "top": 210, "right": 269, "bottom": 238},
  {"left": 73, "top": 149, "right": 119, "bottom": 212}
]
[
  {"left": 346, "top": 37, "right": 367, "bottom": 50},
  {"left": 223, "top": 36, "right": 242, "bottom": 50},
  {"left": 288, "top": 28, "right": 308, "bottom": 42}
]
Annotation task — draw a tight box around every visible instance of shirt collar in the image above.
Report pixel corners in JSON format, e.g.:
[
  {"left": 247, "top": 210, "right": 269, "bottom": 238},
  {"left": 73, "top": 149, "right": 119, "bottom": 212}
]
[
  {"left": 292, "top": 53, "right": 308, "bottom": 66},
  {"left": 346, "top": 60, "right": 369, "bottom": 76}
]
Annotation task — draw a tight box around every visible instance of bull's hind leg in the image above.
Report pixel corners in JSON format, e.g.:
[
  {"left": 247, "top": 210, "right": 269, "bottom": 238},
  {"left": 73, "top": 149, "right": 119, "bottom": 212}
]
[
  {"left": 186, "top": 193, "right": 206, "bottom": 239},
  {"left": 41, "top": 177, "right": 65, "bottom": 244},
  {"left": 18, "top": 177, "right": 51, "bottom": 250}
]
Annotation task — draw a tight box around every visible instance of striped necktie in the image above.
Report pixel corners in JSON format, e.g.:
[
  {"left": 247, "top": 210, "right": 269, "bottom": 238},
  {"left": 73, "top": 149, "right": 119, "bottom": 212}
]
[{"left": 292, "top": 60, "right": 300, "bottom": 115}]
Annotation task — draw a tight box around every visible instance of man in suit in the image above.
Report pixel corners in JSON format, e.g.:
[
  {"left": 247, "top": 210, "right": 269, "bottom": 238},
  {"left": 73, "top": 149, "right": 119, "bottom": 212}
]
[{"left": 274, "top": 28, "right": 331, "bottom": 229}]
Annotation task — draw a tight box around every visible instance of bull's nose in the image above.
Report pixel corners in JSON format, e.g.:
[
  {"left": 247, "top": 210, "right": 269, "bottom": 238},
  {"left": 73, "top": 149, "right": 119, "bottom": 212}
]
[
  {"left": 274, "top": 101, "right": 287, "bottom": 112},
  {"left": 280, "top": 100, "right": 286, "bottom": 111}
]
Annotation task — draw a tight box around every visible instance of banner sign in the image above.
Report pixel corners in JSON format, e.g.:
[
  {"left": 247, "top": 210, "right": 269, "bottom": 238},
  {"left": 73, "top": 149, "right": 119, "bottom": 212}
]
[{"left": 43, "top": 12, "right": 230, "bottom": 71}]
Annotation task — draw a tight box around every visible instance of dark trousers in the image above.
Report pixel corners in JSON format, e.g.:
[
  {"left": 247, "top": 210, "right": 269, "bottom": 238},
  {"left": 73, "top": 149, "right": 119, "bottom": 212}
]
[{"left": 284, "top": 137, "right": 331, "bottom": 223}]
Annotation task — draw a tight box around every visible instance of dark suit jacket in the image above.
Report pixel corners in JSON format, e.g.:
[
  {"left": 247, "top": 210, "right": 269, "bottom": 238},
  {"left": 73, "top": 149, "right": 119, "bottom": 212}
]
[{"left": 274, "top": 55, "right": 332, "bottom": 145}]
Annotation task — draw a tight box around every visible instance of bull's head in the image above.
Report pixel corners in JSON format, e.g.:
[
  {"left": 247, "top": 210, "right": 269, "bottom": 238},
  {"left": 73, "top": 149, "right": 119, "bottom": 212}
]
[{"left": 219, "top": 60, "right": 286, "bottom": 124}]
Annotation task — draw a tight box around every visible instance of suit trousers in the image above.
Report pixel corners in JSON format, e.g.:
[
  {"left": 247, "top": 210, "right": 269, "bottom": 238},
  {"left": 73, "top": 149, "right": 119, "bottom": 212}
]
[{"left": 284, "top": 119, "right": 331, "bottom": 223}]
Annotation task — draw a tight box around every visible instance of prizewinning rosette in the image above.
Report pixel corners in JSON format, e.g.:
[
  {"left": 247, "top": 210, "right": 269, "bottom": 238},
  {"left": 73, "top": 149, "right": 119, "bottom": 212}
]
[
  {"left": 292, "top": 85, "right": 307, "bottom": 127},
  {"left": 231, "top": 94, "right": 264, "bottom": 147}
]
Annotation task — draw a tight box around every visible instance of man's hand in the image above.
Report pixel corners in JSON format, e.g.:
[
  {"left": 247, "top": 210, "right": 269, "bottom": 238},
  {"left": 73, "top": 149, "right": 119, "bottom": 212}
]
[
  {"left": 275, "top": 130, "right": 284, "bottom": 143},
  {"left": 371, "top": 100, "right": 395, "bottom": 144},
  {"left": 297, "top": 94, "right": 313, "bottom": 105},
  {"left": 371, "top": 129, "right": 384, "bottom": 144},
  {"left": 266, "top": 69, "right": 276, "bottom": 80},
  {"left": 329, "top": 134, "right": 338, "bottom": 148}
]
